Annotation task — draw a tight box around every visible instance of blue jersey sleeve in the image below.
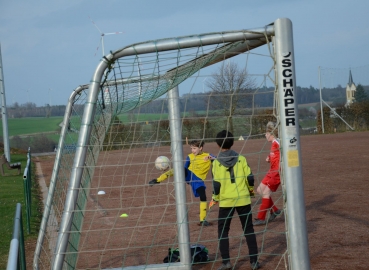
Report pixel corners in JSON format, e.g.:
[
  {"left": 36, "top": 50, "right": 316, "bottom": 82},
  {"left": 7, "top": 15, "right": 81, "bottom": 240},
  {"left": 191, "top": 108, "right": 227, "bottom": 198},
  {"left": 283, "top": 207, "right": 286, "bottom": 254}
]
[
  {"left": 183, "top": 156, "right": 191, "bottom": 181},
  {"left": 184, "top": 156, "right": 190, "bottom": 169}
]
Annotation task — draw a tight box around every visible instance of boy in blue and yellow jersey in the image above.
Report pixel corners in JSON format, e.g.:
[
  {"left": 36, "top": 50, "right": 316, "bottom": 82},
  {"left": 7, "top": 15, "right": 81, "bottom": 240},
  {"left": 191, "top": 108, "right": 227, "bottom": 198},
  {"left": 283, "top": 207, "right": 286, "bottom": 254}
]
[
  {"left": 210, "top": 130, "right": 260, "bottom": 270},
  {"left": 149, "top": 140, "right": 215, "bottom": 226}
]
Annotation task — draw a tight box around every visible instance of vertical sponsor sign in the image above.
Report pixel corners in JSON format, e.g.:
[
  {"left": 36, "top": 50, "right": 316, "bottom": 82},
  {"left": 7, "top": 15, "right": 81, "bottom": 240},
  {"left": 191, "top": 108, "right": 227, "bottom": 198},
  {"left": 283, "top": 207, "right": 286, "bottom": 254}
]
[{"left": 280, "top": 51, "right": 300, "bottom": 167}]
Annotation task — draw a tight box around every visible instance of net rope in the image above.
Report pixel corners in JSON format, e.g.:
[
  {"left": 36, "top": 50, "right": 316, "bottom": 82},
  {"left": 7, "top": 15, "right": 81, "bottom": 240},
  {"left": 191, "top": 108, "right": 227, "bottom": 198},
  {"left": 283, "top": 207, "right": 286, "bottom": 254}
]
[{"left": 35, "top": 29, "right": 289, "bottom": 270}]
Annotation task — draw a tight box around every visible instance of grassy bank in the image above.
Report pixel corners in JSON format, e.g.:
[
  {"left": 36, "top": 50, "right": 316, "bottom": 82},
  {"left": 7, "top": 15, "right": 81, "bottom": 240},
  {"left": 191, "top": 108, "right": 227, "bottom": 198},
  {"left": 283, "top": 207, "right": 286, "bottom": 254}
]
[{"left": 0, "top": 153, "right": 42, "bottom": 269}]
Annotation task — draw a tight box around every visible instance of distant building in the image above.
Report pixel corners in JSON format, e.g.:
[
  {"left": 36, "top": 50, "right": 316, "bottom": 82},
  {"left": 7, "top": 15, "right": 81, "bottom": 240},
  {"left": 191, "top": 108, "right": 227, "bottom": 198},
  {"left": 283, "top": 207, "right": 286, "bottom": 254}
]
[{"left": 346, "top": 69, "right": 356, "bottom": 106}]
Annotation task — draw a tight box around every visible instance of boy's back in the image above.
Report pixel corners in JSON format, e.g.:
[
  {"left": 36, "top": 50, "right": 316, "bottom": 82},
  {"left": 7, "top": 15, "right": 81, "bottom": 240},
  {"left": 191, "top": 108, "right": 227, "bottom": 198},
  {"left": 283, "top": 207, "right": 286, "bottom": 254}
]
[
  {"left": 211, "top": 129, "right": 260, "bottom": 270},
  {"left": 212, "top": 155, "right": 252, "bottom": 207}
]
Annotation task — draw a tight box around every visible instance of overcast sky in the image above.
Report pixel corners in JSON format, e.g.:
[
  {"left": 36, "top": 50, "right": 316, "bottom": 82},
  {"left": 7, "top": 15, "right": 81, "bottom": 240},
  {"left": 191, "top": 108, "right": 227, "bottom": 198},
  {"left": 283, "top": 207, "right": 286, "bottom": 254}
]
[{"left": 1, "top": 0, "right": 369, "bottom": 106}]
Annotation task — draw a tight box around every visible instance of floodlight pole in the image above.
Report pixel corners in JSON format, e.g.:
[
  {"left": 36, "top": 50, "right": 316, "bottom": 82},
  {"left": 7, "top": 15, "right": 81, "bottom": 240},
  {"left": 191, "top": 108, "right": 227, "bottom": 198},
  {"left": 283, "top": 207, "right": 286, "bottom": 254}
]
[
  {"left": 318, "top": 66, "right": 324, "bottom": 133},
  {"left": 274, "top": 18, "right": 311, "bottom": 270},
  {"left": 0, "top": 43, "right": 11, "bottom": 162}
]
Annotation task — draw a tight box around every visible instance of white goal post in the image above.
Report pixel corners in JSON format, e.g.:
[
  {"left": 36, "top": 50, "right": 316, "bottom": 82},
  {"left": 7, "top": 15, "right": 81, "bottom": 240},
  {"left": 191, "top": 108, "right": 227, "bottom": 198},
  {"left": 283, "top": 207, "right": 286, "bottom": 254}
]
[{"left": 274, "top": 19, "right": 310, "bottom": 270}]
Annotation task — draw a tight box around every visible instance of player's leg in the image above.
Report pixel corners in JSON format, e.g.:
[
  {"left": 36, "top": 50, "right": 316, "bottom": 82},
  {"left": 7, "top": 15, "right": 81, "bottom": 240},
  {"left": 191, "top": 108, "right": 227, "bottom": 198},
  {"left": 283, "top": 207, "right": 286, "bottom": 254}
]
[
  {"left": 254, "top": 182, "right": 272, "bottom": 225},
  {"left": 268, "top": 199, "right": 282, "bottom": 222},
  {"left": 269, "top": 197, "right": 279, "bottom": 213},
  {"left": 237, "top": 205, "right": 259, "bottom": 266},
  {"left": 218, "top": 207, "right": 235, "bottom": 265},
  {"left": 266, "top": 176, "right": 282, "bottom": 222},
  {"left": 256, "top": 181, "right": 273, "bottom": 198},
  {"left": 196, "top": 186, "right": 210, "bottom": 225},
  {"left": 268, "top": 195, "right": 282, "bottom": 222}
]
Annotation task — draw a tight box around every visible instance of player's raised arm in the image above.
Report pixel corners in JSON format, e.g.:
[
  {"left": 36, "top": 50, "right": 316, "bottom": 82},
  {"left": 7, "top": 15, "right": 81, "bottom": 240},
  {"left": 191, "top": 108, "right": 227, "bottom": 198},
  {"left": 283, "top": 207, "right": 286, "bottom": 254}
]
[{"left": 148, "top": 168, "right": 174, "bottom": 186}]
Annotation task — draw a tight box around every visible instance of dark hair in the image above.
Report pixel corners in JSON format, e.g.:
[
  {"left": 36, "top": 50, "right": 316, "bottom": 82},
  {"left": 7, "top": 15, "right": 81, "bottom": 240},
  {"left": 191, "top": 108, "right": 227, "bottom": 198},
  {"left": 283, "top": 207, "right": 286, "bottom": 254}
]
[
  {"left": 215, "top": 130, "right": 234, "bottom": 149},
  {"left": 189, "top": 140, "right": 205, "bottom": 148}
]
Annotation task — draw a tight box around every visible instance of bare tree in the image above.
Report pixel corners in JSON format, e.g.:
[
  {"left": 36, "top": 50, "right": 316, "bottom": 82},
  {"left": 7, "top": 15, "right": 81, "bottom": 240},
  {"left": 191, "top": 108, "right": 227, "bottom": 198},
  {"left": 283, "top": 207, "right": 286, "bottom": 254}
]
[{"left": 206, "top": 61, "right": 255, "bottom": 133}]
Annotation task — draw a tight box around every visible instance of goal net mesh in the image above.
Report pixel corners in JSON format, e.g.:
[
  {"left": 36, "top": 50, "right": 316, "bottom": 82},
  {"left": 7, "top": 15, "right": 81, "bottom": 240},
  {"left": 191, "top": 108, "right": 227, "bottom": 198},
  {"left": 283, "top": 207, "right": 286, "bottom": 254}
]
[{"left": 35, "top": 27, "right": 289, "bottom": 270}]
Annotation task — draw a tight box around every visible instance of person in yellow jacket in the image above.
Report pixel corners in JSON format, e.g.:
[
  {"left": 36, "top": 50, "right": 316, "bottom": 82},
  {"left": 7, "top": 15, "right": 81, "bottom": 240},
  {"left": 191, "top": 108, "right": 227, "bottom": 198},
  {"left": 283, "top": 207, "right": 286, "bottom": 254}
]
[
  {"left": 210, "top": 130, "right": 260, "bottom": 270},
  {"left": 149, "top": 140, "right": 215, "bottom": 226}
]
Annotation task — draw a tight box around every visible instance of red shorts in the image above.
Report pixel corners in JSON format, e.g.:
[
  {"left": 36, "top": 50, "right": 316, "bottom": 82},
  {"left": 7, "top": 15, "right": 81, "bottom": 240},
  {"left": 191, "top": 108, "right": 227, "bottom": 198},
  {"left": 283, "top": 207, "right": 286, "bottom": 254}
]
[{"left": 261, "top": 172, "right": 280, "bottom": 192}]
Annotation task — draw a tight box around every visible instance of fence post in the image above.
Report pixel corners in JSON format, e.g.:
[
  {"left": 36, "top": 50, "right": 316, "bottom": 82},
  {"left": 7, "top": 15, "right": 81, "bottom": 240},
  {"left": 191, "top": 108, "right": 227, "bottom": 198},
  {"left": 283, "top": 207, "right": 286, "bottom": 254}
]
[
  {"left": 27, "top": 148, "right": 32, "bottom": 217},
  {"left": 7, "top": 203, "right": 26, "bottom": 270},
  {"left": 22, "top": 149, "right": 32, "bottom": 234}
]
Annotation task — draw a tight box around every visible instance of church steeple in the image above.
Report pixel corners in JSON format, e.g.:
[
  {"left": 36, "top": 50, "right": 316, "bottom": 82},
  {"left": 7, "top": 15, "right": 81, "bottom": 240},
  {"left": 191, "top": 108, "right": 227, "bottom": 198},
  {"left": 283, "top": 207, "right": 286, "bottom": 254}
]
[
  {"left": 346, "top": 69, "right": 356, "bottom": 106},
  {"left": 348, "top": 69, "right": 354, "bottom": 87}
]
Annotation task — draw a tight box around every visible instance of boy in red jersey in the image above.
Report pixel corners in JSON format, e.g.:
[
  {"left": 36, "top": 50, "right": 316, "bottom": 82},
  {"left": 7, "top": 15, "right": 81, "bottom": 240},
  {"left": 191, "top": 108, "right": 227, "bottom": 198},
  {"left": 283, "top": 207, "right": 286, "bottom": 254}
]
[
  {"left": 149, "top": 140, "right": 215, "bottom": 226},
  {"left": 253, "top": 122, "right": 282, "bottom": 226}
]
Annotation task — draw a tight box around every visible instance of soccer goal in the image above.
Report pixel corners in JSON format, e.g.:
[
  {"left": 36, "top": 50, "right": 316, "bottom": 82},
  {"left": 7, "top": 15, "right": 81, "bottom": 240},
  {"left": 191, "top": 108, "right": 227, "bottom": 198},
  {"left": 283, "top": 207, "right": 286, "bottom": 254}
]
[{"left": 34, "top": 18, "right": 309, "bottom": 270}]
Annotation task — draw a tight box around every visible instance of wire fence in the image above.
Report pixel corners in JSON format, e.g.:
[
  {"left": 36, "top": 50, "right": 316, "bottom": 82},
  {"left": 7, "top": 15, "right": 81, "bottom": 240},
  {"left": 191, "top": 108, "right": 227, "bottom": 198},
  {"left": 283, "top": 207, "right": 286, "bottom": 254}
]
[{"left": 6, "top": 148, "right": 32, "bottom": 270}]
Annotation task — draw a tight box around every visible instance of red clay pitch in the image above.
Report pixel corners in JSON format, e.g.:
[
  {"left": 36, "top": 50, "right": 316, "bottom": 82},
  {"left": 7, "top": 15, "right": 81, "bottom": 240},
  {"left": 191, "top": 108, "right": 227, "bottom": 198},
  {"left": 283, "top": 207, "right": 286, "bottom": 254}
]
[{"left": 32, "top": 131, "right": 369, "bottom": 270}]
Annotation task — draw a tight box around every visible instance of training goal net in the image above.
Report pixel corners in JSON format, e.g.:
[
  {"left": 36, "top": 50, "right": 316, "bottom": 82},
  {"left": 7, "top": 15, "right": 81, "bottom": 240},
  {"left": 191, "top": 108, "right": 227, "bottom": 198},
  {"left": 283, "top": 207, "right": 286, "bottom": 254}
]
[{"left": 34, "top": 18, "right": 309, "bottom": 270}]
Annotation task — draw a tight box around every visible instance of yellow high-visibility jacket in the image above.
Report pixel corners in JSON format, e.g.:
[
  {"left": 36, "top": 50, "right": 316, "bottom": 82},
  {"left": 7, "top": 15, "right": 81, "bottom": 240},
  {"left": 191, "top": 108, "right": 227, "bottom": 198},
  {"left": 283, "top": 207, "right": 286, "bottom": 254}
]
[{"left": 212, "top": 155, "right": 253, "bottom": 207}]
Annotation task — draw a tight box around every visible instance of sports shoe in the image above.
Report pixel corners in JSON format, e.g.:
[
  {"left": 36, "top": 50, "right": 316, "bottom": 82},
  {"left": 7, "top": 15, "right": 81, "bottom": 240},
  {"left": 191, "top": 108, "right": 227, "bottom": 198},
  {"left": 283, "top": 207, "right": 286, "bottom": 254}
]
[
  {"left": 268, "top": 209, "right": 282, "bottom": 222},
  {"left": 253, "top": 219, "right": 266, "bottom": 226},
  {"left": 198, "top": 220, "right": 212, "bottom": 226},
  {"left": 250, "top": 261, "right": 261, "bottom": 269},
  {"left": 217, "top": 261, "right": 232, "bottom": 270}
]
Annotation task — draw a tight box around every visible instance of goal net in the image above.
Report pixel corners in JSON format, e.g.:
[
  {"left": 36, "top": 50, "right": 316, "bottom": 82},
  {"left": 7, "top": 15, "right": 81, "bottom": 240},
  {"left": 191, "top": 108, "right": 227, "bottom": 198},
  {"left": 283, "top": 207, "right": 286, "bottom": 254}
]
[{"left": 34, "top": 18, "right": 309, "bottom": 270}]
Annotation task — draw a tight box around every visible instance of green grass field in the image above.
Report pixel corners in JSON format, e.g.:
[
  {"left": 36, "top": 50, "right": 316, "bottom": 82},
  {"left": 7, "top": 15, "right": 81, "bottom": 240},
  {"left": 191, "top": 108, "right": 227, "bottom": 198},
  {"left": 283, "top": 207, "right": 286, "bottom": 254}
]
[
  {"left": 1, "top": 113, "right": 317, "bottom": 145},
  {"left": 117, "top": 111, "right": 209, "bottom": 123},
  {"left": 0, "top": 154, "right": 42, "bottom": 269},
  {"left": 0, "top": 117, "right": 63, "bottom": 137},
  {"left": 117, "top": 113, "right": 168, "bottom": 123}
]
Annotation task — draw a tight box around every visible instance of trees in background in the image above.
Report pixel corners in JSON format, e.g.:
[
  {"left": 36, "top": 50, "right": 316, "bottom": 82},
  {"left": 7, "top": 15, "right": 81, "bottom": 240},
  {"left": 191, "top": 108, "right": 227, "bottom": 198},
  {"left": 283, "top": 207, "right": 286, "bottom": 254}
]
[
  {"left": 6, "top": 103, "right": 66, "bottom": 118},
  {"left": 205, "top": 61, "right": 255, "bottom": 133},
  {"left": 6, "top": 84, "right": 368, "bottom": 119},
  {"left": 354, "top": 84, "right": 368, "bottom": 103}
]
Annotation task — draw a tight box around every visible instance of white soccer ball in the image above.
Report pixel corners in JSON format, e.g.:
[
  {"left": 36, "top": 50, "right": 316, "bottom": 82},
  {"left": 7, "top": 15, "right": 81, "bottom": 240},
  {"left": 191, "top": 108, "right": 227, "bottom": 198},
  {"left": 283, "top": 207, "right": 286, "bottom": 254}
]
[{"left": 155, "top": 156, "right": 170, "bottom": 171}]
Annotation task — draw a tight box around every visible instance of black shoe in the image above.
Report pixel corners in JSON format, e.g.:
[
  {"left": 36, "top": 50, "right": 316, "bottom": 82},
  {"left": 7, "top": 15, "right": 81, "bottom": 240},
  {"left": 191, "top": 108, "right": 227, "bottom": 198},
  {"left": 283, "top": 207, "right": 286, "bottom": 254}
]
[
  {"left": 198, "top": 220, "right": 212, "bottom": 226},
  {"left": 250, "top": 261, "right": 261, "bottom": 269},
  {"left": 268, "top": 209, "right": 282, "bottom": 222}
]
